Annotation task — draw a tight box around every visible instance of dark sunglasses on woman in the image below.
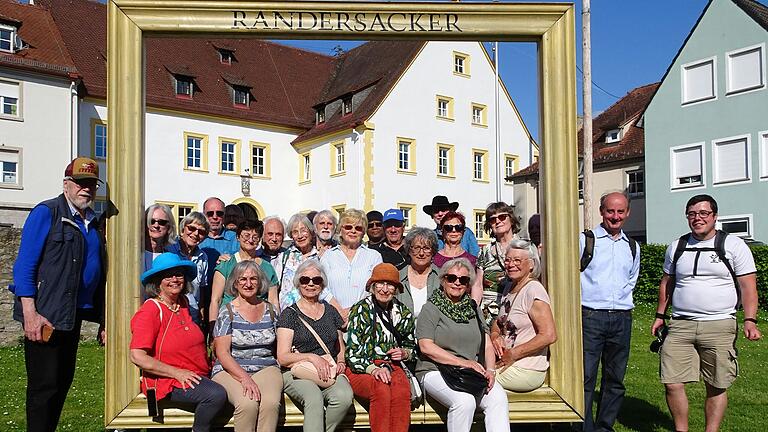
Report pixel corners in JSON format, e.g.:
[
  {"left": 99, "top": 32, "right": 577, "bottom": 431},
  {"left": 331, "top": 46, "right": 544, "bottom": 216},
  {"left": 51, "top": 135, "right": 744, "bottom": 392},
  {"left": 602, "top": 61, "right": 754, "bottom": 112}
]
[
  {"left": 299, "top": 276, "right": 324, "bottom": 285},
  {"left": 150, "top": 218, "right": 169, "bottom": 226},
  {"left": 442, "top": 224, "right": 465, "bottom": 233},
  {"left": 488, "top": 213, "right": 510, "bottom": 224},
  {"left": 444, "top": 274, "right": 471, "bottom": 285}
]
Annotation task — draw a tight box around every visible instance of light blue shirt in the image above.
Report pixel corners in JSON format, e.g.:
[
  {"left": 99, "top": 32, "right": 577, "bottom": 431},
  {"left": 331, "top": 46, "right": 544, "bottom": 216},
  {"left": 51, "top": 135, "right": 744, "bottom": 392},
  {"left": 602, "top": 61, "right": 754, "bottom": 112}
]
[
  {"left": 579, "top": 224, "right": 640, "bottom": 310},
  {"left": 199, "top": 229, "right": 239, "bottom": 255},
  {"left": 320, "top": 244, "right": 382, "bottom": 309}
]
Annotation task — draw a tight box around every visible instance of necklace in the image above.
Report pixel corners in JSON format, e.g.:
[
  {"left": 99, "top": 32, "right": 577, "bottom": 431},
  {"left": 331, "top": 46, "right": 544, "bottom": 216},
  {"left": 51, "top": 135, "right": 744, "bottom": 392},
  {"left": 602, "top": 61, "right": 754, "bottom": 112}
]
[{"left": 157, "top": 296, "right": 180, "bottom": 313}]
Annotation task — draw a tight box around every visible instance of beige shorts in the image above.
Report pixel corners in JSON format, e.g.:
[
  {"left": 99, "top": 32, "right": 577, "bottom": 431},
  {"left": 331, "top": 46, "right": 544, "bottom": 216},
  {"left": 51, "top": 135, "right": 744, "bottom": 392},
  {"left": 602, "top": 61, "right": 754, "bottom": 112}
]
[{"left": 660, "top": 318, "right": 738, "bottom": 389}]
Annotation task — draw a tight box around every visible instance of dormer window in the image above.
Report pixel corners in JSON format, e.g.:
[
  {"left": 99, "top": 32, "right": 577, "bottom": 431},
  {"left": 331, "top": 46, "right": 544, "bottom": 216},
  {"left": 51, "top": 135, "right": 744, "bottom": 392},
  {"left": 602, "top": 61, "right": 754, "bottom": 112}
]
[
  {"left": 0, "top": 25, "right": 17, "bottom": 53},
  {"left": 233, "top": 86, "right": 249, "bottom": 107},
  {"left": 342, "top": 97, "right": 352, "bottom": 115},
  {"left": 316, "top": 106, "right": 326, "bottom": 124},
  {"left": 219, "top": 49, "right": 234, "bottom": 65},
  {"left": 605, "top": 128, "right": 621, "bottom": 144},
  {"left": 174, "top": 75, "right": 194, "bottom": 98}
]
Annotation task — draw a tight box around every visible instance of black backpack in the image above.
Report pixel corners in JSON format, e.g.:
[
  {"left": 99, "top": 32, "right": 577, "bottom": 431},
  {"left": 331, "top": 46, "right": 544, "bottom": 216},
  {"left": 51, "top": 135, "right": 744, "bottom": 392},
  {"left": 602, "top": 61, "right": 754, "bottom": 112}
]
[
  {"left": 670, "top": 230, "right": 739, "bottom": 292},
  {"left": 580, "top": 229, "right": 637, "bottom": 272}
]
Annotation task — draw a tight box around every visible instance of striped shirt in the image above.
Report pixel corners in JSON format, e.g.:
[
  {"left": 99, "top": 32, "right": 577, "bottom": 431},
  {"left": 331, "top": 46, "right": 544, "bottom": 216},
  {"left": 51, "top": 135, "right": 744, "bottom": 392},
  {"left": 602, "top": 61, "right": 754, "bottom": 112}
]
[
  {"left": 211, "top": 302, "right": 278, "bottom": 376},
  {"left": 320, "top": 244, "right": 382, "bottom": 309}
]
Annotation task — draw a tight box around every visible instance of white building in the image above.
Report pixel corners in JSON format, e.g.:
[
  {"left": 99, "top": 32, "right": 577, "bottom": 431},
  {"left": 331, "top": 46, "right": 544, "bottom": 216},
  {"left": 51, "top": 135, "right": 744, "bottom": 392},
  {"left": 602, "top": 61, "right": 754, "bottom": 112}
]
[{"left": 3, "top": 0, "right": 537, "bottom": 244}]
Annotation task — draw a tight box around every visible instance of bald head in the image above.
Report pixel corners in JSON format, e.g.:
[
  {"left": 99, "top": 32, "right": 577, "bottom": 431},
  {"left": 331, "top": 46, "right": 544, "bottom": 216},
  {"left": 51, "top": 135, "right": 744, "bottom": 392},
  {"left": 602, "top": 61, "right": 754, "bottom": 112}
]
[{"left": 599, "top": 192, "right": 630, "bottom": 236}]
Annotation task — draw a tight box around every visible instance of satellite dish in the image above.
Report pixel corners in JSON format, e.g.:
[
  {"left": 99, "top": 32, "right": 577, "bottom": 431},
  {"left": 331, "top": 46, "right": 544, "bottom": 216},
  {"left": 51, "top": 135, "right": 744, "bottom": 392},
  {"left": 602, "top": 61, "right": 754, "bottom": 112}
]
[{"left": 13, "top": 34, "right": 25, "bottom": 52}]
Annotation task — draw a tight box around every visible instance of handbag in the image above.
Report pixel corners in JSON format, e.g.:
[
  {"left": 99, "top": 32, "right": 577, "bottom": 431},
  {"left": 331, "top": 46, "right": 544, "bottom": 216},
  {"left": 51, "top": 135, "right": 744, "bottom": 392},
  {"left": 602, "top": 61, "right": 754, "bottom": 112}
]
[
  {"left": 436, "top": 299, "right": 489, "bottom": 397},
  {"left": 289, "top": 308, "right": 338, "bottom": 388}
]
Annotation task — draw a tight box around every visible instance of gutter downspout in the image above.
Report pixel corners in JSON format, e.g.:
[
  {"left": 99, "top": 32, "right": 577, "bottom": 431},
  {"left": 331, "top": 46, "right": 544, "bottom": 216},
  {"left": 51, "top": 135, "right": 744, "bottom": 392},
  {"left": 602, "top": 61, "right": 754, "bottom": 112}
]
[{"left": 69, "top": 79, "right": 78, "bottom": 160}]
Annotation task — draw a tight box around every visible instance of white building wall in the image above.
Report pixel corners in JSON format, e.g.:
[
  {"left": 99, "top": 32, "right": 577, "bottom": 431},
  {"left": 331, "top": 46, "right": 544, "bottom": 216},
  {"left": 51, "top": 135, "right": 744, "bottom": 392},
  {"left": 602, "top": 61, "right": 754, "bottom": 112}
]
[
  {"left": 81, "top": 100, "right": 306, "bottom": 218},
  {"left": 368, "top": 41, "right": 532, "bottom": 233},
  {"left": 0, "top": 69, "right": 74, "bottom": 226}
]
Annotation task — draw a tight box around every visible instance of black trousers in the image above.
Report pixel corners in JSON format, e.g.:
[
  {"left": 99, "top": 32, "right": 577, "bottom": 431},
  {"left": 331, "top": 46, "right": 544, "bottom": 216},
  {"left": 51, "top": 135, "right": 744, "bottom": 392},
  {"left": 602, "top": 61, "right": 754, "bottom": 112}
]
[{"left": 24, "top": 319, "right": 82, "bottom": 432}]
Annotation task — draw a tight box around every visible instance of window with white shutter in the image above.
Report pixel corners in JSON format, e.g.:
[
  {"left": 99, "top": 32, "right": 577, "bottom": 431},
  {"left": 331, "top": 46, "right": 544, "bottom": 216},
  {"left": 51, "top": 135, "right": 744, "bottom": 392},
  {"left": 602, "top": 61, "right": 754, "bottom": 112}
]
[
  {"left": 682, "top": 58, "right": 716, "bottom": 104},
  {"left": 713, "top": 136, "right": 750, "bottom": 184},
  {"left": 671, "top": 144, "right": 704, "bottom": 188},
  {"left": 726, "top": 44, "right": 765, "bottom": 94}
]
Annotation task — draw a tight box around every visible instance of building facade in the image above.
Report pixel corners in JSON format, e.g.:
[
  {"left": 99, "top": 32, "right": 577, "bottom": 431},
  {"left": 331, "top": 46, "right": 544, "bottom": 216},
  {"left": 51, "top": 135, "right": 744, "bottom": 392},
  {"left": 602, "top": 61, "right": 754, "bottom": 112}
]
[{"left": 644, "top": 0, "right": 768, "bottom": 243}]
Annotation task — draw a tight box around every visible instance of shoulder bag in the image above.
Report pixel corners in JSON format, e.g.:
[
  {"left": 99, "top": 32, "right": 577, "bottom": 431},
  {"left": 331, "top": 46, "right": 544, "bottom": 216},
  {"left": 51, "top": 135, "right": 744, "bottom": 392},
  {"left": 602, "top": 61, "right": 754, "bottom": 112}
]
[
  {"left": 436, "top": 300, "right": 489, "bottom": 397},
  {"left": 289, "top": 306, "right": 338, "bottom": 388},
  {"left": 373, "top": 300, "right": 423, "bottom": 406}
]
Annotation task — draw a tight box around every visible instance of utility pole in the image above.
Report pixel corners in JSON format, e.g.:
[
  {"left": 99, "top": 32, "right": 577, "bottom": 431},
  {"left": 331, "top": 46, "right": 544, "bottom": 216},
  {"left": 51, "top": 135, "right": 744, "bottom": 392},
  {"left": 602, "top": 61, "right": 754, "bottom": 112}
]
[{"left": 581, "top": 0, "right": 593, "bottom": 229}]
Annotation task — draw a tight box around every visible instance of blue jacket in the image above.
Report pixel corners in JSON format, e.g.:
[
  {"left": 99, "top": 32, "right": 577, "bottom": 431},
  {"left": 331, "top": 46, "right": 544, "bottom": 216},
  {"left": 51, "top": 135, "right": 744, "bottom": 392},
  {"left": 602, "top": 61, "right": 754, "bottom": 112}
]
[{"left": 11, "top": 194, "right": 106, "bottom": 331}]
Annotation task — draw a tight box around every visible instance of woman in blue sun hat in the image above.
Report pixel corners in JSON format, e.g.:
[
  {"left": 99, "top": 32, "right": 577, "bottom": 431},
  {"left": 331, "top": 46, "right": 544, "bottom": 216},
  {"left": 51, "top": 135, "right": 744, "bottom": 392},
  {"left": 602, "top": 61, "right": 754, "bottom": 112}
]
[{"left": 130, "top": 252, "right": 227, "bottom": 431}]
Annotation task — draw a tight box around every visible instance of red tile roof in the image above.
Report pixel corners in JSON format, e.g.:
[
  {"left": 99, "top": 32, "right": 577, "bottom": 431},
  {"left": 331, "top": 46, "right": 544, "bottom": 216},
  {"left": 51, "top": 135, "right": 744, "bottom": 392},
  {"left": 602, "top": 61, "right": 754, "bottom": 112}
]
[
  {"left": 510, "top": 82, "right": 659, "bottom": 179},
  {"left": 0, "top": 0, "right": 77, "bottom": 78}
]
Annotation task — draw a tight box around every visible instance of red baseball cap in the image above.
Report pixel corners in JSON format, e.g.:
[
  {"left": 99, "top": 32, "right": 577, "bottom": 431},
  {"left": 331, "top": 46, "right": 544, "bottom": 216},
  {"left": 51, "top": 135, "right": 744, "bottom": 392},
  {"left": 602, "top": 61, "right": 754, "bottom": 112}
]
[{"left": 64, "top": 157, "right": 101, "bottom": 182}]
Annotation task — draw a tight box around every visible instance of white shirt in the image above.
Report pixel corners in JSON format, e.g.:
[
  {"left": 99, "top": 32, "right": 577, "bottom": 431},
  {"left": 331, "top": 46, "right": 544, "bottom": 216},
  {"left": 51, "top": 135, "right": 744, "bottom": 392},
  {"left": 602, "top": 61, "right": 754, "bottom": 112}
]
[
  {"left": 410, "top": 283, "right": 429, "bottom": 317},
  {"left": 320, "top": 244, "right": 382, "bottom": 309},
  {"left": 663, "top": 233, "right": 756, "bottom": 320}
]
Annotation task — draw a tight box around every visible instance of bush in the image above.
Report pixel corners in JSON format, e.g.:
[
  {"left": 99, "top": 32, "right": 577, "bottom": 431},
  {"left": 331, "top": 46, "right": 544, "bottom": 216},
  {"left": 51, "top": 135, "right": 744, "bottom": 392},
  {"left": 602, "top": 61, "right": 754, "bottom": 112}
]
[{"left": 636, "top": 243, "right": 768, "bottom": 309}]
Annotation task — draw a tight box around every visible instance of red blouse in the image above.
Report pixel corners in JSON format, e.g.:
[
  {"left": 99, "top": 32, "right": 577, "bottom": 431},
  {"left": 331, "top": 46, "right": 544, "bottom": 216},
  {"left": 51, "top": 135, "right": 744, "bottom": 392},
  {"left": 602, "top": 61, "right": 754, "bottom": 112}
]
[{"left": 130, "top": 299, "right": 210, "bottom": 400}]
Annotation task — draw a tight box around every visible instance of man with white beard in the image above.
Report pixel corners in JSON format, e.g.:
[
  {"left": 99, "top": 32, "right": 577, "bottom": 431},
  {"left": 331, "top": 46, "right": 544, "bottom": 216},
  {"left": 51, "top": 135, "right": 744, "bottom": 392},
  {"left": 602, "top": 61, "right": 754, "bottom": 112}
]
[{"left": 313, "top": 210, "right": 338, "bottom": 257}]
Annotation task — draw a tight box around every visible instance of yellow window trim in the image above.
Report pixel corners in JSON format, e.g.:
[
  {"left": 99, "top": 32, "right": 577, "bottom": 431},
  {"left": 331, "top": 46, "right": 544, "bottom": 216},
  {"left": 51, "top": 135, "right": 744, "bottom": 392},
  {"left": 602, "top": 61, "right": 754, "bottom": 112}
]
[
  {"left": 330, "top": 140, "right": 346, "bottom": 177},
  {"left": 473, "top": 208, "right": 489, "bottom": 241},
  {"left": 90, "top": 118, "right": 108, "bottom": 160},
  {"left": 452, "top": 51, "right": 471, "bottom": 77},
  {"left": 217, "top": 136, "right": 241, "bottom": 176},
  {"left": 504, "top": 153, "right": 520, "bottom": 183},
  {"left": 533, "top": 148, "right": 540, "bottom": 163},
  {"left": 472, "top": 148, "right": 490, "bottom": 183},
  {"left": 436, "top": 142, "right": 455, "bottom": 179},
  {"left": 471, "top": 102, "right": 488, "bottom": 127},
  {"left": 249, "top": 141, "right": 271, "bottom": 179},
  {"left": 298, "top": 151, "right": 311, "bottom": 185},
  {"left": 396, "top": 202, "right": 417, "bottom": 229},
  {"left": 396, "top": 136, "right": 417, "bottom": 174},
  {"left": 332, "top": 204, "right": 346, "bottom": 218},
  {"left": 435, "top": 95, "right": 455, "bottom": 121},
  {"left": 183, "top": 131, "right": 209, "bottom": 172},
  {"left": 154, "top": 200, "right": 199, "bottom": 223}
]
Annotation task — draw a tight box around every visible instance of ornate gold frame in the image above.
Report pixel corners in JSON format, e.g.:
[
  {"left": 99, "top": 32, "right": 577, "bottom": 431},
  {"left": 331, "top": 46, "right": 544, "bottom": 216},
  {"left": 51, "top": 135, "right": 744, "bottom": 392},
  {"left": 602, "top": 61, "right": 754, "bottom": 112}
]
[{"left": 105, "top": 1, "right": 579, "bottom": 427}]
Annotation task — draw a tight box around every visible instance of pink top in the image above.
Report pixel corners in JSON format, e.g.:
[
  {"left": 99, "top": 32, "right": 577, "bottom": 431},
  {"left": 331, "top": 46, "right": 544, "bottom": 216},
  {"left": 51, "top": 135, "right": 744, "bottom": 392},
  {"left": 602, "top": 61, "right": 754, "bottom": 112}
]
[
  {"left": 433, "top": 251, "right": 477, "bottom": 268},
  {"left": 495, "top": 280, "right": 551, "bottom": 371}
]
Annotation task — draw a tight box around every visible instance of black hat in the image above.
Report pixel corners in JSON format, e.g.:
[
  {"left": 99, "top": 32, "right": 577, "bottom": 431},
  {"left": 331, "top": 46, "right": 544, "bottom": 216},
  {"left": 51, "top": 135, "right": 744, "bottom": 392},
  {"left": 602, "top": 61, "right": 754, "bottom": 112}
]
[
  {"left": 423, "top": 195, "right": 459, "bottom": 216},
  {"left": 366, "top": 210, "right": 383, "bottom": 222}
]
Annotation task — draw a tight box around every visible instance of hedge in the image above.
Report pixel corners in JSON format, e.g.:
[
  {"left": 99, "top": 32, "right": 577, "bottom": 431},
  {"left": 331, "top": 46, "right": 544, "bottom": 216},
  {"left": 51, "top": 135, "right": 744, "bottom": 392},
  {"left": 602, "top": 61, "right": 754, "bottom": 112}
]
[{"left": 636, "top": 244, "right": 768, "bottom": 309}]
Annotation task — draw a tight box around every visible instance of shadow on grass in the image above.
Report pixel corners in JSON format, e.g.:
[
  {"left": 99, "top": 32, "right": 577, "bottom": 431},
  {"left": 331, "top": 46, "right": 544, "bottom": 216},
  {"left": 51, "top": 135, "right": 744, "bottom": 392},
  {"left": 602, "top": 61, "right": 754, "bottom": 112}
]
[{"left": 617, "top": 394, "right": 673, "bottom": 432}]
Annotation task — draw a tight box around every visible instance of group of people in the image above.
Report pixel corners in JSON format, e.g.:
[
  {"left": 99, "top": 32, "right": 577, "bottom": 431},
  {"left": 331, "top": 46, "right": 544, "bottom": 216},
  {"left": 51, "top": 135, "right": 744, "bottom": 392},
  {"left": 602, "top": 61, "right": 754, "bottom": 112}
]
[
  {"left": 131, "top": 192, "right": 557, "bottom": 432},
  {"left": 9, "top": 157, "right": 761, "bottom": 432}
]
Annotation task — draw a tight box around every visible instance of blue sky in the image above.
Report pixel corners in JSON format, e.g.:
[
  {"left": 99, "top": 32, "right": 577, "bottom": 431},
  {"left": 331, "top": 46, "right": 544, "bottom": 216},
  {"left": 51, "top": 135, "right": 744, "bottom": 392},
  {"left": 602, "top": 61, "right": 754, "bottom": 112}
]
[{"left": 276, "top": 0, "right": 714, "bottom": 141}]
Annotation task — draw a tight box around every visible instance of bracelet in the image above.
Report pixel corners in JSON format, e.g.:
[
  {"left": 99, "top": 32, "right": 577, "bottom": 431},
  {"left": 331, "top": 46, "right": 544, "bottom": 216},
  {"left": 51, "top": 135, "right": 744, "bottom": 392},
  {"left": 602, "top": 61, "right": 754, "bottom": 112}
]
[
  {"left": 655, "top": 312, "right": 670, "bottom": 320},
  {"left": 744, "top": 317, "right": 758, "bottom": 324}
]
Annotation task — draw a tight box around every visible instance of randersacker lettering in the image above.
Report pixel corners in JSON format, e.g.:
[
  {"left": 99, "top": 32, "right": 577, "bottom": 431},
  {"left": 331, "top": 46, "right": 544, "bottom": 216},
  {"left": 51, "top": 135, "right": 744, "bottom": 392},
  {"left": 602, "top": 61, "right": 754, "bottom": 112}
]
[{"left": 232, "top": 11, "right": 461, "bottom": 32}]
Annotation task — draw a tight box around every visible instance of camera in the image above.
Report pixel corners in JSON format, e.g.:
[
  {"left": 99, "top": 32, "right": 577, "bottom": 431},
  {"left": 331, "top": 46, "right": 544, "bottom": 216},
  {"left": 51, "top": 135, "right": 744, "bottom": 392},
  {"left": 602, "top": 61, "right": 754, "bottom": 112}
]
[{"left": 649, "top": 325, "right": 668, "bottom": 353}]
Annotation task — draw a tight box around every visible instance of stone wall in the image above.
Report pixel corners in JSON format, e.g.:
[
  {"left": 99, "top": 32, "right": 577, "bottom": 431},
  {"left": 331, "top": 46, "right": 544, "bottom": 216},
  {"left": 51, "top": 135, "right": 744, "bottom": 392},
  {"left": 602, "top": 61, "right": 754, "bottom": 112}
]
[{"left": 0, "top": 226, "right": 98, "bottom": 346}]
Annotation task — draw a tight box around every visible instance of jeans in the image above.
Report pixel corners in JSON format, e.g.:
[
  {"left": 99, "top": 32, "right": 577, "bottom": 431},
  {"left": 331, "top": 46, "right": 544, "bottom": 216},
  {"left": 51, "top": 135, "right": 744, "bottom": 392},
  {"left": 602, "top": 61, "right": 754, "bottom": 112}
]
[
  {"left": 582, "top": 308, "right": 632, "bottom": 432},
  {"left": 24, "top": 319, "right": 82, "bottom": 432},
  {"left": 165, "top": 377, "right": 228, "bottom": 432}
]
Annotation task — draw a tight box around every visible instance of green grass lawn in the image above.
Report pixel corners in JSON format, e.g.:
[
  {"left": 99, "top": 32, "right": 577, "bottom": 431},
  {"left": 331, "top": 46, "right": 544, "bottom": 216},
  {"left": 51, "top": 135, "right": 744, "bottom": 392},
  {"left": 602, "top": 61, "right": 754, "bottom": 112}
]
[{"left": 0, "top": 303, "right": 764, "bottom": 431}]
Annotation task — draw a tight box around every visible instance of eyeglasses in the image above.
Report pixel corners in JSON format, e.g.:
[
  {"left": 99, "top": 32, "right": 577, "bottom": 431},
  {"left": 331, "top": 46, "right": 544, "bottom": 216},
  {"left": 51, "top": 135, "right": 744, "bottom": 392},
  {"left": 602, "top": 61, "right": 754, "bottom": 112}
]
[
  {"left": 184, "top": 225, "right": 208, "bottom": 236},
  {"left": 443, "top": 274, "right": 471, "bottom": 286},
  {"left": 374, "top": 282, "right": 397, "bottom": 291},
  {"left": 206, "top": 210, "right": 225, "bottom": 218},
  {"left": 291, "top": 228, "right": 310, "bottom": 237},
  {"left": 299, "top": 276, "right": 324, "bottom": 285},
  {"left": 367, "top": 221, "right": 382, "bottom": 228},
  {"left": 504, "top": 257, "right": 531, "bottom": 267},
  {"left": 443, "top": 224, "right": 465, "bottom": 233},
  {"left": 685, "top": 210, "right": 714, "bottom": 219},
  {"left": 239, "top": 233, "right": 260, "bottom": 242},
  {"left": 162, "top": 270, "right": 185, "bottom": 280},
  {"left": 237, "top": 276, "right": 260, "bottom": 285},
  {"left": 342, "top": 224, "right": 365, "bottom": 232},
  {"left": 66, "top": 177, "right": 100, "bottom": 190},
  {"left": 384, "top": 221, "right": 405, "bottom": 228},
  {"left": 489, "top": 213, "right": 510, "bottom": 224},
  {"left": 409, "top": 246, "right": 432, "bottom": 255},
  {"left": 150, "top": 218, "right": 169, "bottom": 227}
]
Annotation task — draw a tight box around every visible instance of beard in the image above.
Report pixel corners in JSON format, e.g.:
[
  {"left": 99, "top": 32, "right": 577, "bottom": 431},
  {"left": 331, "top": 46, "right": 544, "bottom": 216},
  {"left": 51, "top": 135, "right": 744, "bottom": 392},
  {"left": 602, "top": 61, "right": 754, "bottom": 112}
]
[{"left": 317, "top": 230, "right": 334, "bottom": 242}]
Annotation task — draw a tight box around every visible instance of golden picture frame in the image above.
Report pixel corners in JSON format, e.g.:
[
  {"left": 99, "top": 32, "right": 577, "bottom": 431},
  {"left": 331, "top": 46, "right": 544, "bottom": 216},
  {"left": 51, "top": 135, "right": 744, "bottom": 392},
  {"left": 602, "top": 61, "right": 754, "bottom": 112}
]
[{"left": 105, "top": 1, "right": 579, "bottom": 427}]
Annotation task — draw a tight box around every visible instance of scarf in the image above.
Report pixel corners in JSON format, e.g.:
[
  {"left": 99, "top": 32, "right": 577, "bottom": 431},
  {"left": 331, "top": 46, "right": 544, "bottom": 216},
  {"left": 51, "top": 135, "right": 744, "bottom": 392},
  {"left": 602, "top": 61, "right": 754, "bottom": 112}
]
[{"left": 429, "top": 288, "right": 475, "bottom": 323}]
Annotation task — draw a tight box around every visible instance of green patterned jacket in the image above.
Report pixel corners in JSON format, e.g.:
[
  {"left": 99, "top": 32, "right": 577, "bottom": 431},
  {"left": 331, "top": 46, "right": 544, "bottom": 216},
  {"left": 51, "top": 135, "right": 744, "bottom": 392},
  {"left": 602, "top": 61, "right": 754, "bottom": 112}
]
[{"left": 345, "top": 296, "right": 416, "bottom": 374}]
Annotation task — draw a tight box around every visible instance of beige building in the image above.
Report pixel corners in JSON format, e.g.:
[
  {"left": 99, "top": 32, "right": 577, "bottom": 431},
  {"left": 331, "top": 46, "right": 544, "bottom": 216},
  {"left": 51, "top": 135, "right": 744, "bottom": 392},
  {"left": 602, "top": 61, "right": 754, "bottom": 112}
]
[{"left": 509, "top": 82, "right": 659, "bottom": 242}]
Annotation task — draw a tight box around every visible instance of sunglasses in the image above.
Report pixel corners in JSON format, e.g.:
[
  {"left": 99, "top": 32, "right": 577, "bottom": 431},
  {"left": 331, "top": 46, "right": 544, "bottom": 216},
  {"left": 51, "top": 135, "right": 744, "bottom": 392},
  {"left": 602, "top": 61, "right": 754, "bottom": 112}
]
[
  {"left": 489, "top": 213, "right": 510, "bottom": 224},
  {"left": 150, "top": 218, "right": 170, "bottom": 227},
  {"left": 367, "top": 221, "right": 382, "bottom": 228},
  {"left": 384, "top": 221, "right": 405, "bottom": 228},
  {"left": 185, "top": 225, "right": 208, "bottom": 236},
  {"left": 442, "top": 224, "right": 465, "bottom": 233},
  {"left": 299, "top": 276, "right": 324, "bottom": 285},
  {"left": 66, "top": 177, "right": 100, "bottom": 190},
  {"left": 161, "top": 270, "right": 185, "bottom": 279},
  {"left": 443, "top": 274, "right": 471, "bottom": 286},
  {"left": 342, "top": 224, "right": 365, "bottom": 232},
  {"left": 206, "top": 210, "right": 225, "bottom": 218}
]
